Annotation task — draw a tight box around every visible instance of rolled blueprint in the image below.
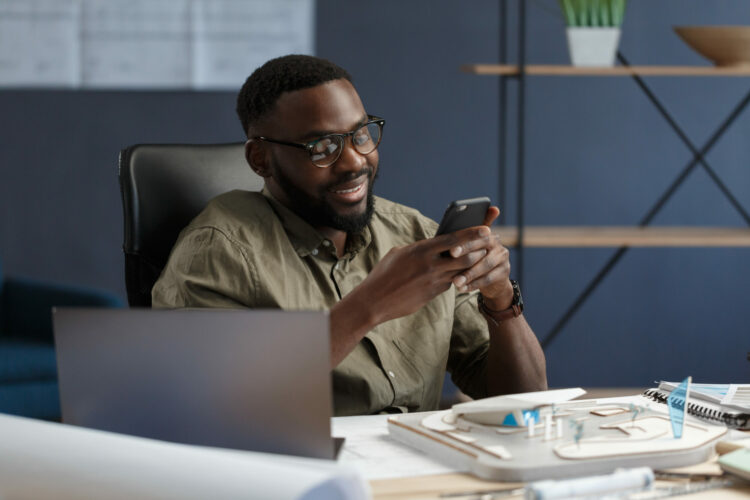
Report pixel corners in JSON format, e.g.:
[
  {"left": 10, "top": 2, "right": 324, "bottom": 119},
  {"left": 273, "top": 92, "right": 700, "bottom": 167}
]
[{"left": 525, "top": 467, "right": 654, "bottom": 499}]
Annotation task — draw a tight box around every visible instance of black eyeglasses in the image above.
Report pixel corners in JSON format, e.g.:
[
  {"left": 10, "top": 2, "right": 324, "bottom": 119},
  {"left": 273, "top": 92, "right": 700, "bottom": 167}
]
[{"left": 255, "top": 115, "right": 385, "bottom": 168}]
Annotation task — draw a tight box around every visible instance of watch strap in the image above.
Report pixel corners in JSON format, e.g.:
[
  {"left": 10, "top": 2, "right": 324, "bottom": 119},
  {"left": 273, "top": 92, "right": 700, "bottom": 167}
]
[{"left": 477, "top": 280, "right": 523, "bottom": 326}]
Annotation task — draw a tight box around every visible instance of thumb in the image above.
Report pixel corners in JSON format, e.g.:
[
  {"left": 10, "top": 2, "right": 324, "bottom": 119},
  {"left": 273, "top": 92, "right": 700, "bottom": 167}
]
[{"left": 483, "top": 206, "right": 500, "bottom": 226}]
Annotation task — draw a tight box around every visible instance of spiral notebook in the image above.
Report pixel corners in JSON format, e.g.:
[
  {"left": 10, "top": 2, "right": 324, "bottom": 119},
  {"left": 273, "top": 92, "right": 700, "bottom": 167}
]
[{"left": 643, "top": 382, "right": 750, "bottom": 430}]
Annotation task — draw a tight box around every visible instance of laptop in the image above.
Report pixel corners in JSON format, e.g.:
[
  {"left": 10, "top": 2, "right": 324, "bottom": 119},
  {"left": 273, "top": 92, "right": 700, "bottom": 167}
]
[{"left": 53, "top": 308, "right": 335, "bottom": 459}]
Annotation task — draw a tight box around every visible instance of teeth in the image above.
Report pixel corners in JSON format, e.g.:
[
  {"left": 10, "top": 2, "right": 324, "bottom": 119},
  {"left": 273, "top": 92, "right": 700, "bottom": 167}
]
[{"left": 336, "top": 184, "right": 362, "bottom": 194}]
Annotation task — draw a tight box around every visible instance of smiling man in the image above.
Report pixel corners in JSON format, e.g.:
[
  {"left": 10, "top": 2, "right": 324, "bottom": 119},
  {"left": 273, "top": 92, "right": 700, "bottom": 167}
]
[{"left": 152, "top": 55, "right": 547, "bottom": 415}]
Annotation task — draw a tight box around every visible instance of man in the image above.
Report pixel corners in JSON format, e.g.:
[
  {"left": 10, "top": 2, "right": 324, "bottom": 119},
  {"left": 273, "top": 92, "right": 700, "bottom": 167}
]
[{"left": 152, "top": 55, "right": 547, "bottom": 415}]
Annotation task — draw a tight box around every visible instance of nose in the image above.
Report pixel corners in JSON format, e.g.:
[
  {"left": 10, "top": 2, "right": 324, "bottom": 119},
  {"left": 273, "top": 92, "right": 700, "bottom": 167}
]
[{"left": 333, "top": 137, "right": 368, "bottom": 173}]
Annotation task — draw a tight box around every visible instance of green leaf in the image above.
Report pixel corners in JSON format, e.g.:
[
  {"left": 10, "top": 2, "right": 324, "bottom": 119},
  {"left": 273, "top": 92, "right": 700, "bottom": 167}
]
[
  {"left": 559, "top": 0, "right": 627, "bottom": 27},
  {"left": 559, "top": 0, "right": 577, "bottom": 26},
  {"left": 601, "top": 0, "right": 611, "bottom": 26},
  {"left": 615, "top": 0, "right": 627, "bottom": 26}
]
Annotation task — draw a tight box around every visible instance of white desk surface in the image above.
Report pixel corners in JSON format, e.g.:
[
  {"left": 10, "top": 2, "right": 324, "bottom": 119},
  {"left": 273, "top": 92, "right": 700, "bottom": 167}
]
[{"left": 333, "top": 413, "right": 463, "bottom": 480}]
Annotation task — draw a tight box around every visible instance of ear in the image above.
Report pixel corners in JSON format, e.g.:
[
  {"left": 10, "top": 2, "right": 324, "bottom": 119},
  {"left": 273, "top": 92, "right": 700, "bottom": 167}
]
[{"left": 245, "top": 139, "right": 272, "bottom": 178}]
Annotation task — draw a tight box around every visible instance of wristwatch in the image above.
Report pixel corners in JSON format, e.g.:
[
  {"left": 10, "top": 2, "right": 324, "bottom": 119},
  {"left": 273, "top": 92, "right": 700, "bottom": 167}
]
[{"left": 477, "top": 279, "right": 524, "bottom": 326}]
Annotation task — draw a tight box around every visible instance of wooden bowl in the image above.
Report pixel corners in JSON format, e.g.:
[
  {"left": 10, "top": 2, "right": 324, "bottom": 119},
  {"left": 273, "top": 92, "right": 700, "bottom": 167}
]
[{"left": 674, "top": 26, "right": 750, "bottom": 67}]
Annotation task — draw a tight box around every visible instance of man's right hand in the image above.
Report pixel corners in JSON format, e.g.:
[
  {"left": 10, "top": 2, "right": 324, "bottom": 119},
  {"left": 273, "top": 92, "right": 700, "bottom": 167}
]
[{"left": 354, "top": 225, "right": 495, "bottom": 326}]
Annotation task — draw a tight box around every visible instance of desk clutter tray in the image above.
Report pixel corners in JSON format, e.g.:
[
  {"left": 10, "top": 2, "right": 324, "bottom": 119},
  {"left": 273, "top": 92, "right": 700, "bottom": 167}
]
[{"left": 388, "top": 393, "right": 727, "bottom": 482}]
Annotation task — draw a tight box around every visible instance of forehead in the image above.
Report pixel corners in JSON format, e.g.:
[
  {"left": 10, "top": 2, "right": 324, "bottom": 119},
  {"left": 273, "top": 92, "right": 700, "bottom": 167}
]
[{"left": 268, "top": 79, "right": 366, "bottom": 136}]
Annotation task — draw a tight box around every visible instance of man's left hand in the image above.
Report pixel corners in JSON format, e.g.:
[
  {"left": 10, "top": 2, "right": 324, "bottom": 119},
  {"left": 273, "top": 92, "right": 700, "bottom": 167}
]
[{"left": 448, "top": 206, "right": 514, "bottom": 310}]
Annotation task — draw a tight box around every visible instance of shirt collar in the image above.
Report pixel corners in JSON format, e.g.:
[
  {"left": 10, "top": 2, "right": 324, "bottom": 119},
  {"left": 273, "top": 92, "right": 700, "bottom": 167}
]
[
  {"left": 261, "top": 186, "right": 372, "bottom": 258},
  {"left": 346, "top": 223, "right": 371, "bottom": 256}
]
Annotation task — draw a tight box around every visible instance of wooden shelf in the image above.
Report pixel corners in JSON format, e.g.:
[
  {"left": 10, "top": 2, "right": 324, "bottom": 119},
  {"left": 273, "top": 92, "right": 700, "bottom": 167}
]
[
  {"left": 465, "top": 65, "right": 750, "bottom": 248},
  {"left": 461, "top": 64, "right": 750, "bottom": 77},
  {"left": 492, "top": 226, "right": 750, "bottom": 247}
]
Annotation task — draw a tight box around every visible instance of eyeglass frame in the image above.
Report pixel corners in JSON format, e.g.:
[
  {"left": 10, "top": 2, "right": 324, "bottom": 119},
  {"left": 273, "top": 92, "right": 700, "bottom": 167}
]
[{"left": 253, "top": 115, "right": 385, "bottom": 168}]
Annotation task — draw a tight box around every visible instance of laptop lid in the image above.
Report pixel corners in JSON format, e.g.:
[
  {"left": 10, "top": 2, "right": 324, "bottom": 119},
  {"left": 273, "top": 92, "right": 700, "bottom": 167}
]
[{"left": 53, "top": 308, "right": 334, "bottom": 459}]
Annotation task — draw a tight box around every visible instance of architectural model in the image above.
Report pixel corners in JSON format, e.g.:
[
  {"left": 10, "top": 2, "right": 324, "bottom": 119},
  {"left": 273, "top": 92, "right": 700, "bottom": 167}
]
[{"left": 388, "top": 389, "right": 727, "bottom": 481}]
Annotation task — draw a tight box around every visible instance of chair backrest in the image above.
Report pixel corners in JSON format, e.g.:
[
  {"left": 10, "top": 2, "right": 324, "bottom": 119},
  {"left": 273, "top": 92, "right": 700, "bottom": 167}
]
[
  {"left": 118, "top": 143, "right": 264, "bottom": 307},
  {"left": 0, "top": 256, "right": 4, "bottom": 335}
]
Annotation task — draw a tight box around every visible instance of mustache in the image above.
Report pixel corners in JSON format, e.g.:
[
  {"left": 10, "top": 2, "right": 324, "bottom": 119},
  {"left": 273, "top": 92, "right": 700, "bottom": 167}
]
[{"left": 324, "top": 166, "right": 374, "bottom": 190}]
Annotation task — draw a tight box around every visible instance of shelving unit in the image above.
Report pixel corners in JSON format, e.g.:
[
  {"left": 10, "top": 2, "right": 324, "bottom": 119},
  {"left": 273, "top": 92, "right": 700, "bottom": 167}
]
[
  {"left": 462, "top": 64, "right": 750, "bottom": 77},
  {"left": 467, "top": 1, "right": 750, "bottom": 348}
]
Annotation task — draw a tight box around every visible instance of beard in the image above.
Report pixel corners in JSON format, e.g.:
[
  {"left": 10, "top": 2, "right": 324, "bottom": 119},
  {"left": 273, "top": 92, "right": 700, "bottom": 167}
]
[{"left": 272, "top": 161, "right": 378, "bottom": 234}]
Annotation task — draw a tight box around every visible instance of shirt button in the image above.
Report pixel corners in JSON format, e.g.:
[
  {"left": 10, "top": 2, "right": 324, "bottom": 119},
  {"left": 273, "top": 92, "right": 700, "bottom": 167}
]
[
  {"left": 322, "top": 240, "right": 331, "bottom": 247},
  {"left": 388, "top": 370, "right": 395, "bottom": 378},
  {"left": 311, "top": 249, "right": 319, "bottom": 256}
]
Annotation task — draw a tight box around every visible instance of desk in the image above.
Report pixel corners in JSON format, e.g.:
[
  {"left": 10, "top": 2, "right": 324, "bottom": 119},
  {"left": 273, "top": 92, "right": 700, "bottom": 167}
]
[{"left": 334, "top": 389, "right": 750, "bottom": 499}]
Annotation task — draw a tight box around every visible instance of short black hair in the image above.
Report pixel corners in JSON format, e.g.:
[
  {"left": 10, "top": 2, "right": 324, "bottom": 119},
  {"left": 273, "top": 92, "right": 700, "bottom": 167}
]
[{"left": 236, "top": 54, "right": 352, "bottom": 136}]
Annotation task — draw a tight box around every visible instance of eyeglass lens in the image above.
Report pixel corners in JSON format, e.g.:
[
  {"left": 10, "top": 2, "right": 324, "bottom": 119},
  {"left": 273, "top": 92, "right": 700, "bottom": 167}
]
[{"left": 309, "top": 121, "right": 382, "bottom": 167}]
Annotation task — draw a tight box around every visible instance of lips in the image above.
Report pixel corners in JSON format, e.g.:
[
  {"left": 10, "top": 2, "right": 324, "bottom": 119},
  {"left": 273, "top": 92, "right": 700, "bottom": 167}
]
[{"left": 328, "top": 176, "right": 368, "bottom": 204}]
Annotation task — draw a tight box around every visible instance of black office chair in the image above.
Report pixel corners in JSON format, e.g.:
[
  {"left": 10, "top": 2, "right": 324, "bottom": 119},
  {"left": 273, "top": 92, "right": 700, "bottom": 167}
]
[{"left": 118, "top": 143, "right": 264, "bottom": 307}]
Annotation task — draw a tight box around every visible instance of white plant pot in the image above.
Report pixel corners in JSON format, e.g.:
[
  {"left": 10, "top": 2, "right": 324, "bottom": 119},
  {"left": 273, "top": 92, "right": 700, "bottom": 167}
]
[{"left": 566, "top": 27, "right": 621, "bottom": 67}]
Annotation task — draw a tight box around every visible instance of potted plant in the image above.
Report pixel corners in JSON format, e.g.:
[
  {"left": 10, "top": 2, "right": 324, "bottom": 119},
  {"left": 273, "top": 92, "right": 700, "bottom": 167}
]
[{"left": 559, "top": 0, "right": 627, "bottom": 67}]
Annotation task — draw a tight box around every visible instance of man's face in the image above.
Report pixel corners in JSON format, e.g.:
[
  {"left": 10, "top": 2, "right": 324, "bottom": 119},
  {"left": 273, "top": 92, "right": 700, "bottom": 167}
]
[{"left": 259, "top": 79, "right": 379, "bottom": 233}]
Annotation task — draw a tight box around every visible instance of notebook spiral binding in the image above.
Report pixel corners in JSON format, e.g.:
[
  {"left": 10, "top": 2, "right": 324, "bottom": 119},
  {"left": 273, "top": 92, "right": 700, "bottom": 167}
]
[{"left": 643, "top": 389, "right": 750, "bottom": 429}]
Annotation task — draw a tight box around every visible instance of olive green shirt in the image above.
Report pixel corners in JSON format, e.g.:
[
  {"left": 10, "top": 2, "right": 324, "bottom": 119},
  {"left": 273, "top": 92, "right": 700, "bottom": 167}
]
[{"left": 152, "top": 188, "right": 491, "bottom": 416}]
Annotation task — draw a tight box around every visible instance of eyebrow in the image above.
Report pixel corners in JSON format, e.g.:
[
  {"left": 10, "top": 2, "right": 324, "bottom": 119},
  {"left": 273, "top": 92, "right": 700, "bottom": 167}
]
[{"left": 298, "top": 114, "right": 369, "bottom": 141}]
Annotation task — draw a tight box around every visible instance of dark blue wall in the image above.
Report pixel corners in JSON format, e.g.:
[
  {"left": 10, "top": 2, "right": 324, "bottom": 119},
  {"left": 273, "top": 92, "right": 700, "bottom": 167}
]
[{"left": 1, "top": 0, "right": 748, "bottom": 388}]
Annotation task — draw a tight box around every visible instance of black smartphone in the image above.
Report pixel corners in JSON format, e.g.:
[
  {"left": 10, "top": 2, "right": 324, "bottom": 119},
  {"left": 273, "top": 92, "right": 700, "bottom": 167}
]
[{"left": 435, "top": 197, "right": 491, "bottom": 236}]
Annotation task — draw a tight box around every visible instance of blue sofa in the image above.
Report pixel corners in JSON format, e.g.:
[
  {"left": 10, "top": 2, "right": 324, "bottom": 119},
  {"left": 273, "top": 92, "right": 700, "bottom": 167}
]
[{"left": 0, "top": 258, "right": 123, "bottom": 419}]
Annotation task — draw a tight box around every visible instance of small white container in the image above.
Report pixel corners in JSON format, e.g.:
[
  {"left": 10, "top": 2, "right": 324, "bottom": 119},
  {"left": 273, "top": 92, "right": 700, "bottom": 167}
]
[{"left": 566, "top": 27, "right": 621, "bottom": 67}]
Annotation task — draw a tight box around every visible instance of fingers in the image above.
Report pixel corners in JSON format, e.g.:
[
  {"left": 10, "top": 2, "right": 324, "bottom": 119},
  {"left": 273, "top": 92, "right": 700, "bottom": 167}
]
[
  {"left": 423, "top": 226, "right": 492, "bottom": 257},
  {"left": 448, "top": 248, "right": 488, "bottom": 272},
  {"left": 456, "top": 265, "right": 508, "bottom": 293},
  {"left": 448, "top": 227, "right": 494, "bottom": 258},
  {"left": 452, "top": 243, "right": 510, "bottom": 293},
  {"left": 430, "top": 205, "right": 500, "bottom": 255}
]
